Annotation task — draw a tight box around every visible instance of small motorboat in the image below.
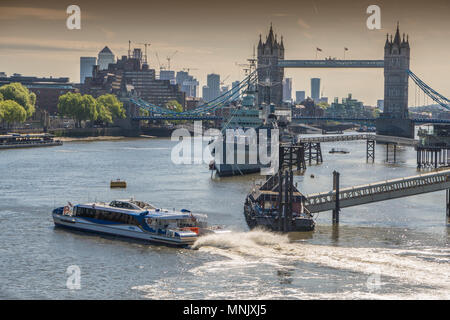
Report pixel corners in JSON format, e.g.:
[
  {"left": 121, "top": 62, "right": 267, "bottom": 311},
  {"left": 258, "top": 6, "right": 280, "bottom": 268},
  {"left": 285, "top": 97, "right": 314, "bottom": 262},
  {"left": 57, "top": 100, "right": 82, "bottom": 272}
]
[{"left": 329, "top": 148, "right": 350, "bottom": 154}]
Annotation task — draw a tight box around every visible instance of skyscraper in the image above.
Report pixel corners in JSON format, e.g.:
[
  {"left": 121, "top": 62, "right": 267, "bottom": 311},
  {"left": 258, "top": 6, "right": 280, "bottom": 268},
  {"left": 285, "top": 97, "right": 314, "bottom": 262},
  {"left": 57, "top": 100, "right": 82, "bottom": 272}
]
[
  {"left": 176, "top": 71, "right": 198, "bottom": 98},
  {"left": 295, "top": 91, "right": 305, "bottom": 103},
  {"left": 282, "top": 78, "right": 292, "bottom": 102},
  {"left": 203, "top": 73, "right": 220, "bottom": 102},
  {"left": 98, "top": 46, "right": 115, "bottom": 70},
  {"left": 311, "top": 78, "right": 321, "bottom": 102},
  {"left": 231, "top": 80, "right": 240, "bottom": 101},
  {"left": 80, "top": 57, "right": 96, "bottom": 84},
  {"left": 160, "top": 70, "right": 175, "bottom": 83}
]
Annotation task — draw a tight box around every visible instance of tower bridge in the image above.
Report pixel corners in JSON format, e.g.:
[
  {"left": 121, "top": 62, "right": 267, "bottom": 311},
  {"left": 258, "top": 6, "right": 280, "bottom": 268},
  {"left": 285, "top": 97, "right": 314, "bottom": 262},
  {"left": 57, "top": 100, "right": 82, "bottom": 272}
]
[
  {"left": 257, "top": 23, "right": 416, "bottom": 138},
  {"left": 129, "top": 22, "right": 448, "bottom": 141}
]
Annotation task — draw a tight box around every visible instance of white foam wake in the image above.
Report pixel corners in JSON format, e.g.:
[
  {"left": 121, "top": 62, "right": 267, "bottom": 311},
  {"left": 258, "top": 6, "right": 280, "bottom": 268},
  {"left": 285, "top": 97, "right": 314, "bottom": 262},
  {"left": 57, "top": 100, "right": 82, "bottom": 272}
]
[{"left": 191, "top": 229, "right": 450, "bottom": 297}]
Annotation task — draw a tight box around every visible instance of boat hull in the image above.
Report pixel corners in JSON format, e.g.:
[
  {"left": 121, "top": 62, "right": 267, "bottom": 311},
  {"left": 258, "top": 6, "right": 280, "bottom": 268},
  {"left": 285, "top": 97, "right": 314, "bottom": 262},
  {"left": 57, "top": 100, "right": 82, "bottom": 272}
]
[
  {"left": 244, "top": 215, "right": 315, "bottom": 232},
  {"left": 52, "top": 213, "right": 196, "bottom": 247},
  {"left": 0, "top": 141, "right": 62, "bottom": 149},
  {"left": 214, "top": 163, "right": 268, "bottom": 177},
  {"left": 243, "top": 204, "right": 315, "bottom": 232}
]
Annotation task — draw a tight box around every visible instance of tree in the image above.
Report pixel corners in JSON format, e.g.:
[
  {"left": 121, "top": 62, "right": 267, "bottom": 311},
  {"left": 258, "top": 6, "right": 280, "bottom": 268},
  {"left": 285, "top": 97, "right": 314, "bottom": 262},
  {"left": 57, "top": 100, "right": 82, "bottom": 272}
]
[
  {"left": 165, "top": 100, "right": 183, "bottom": 113},
  {"left": 0, "top": 100, "right": 27, "bottom": 127},
  {"left": 96, "top": 94, "right": 125, "bottom": 121},
  {"left": 317, "top": 102, "right": 330, "bottom": 110},
  {"left": 80, "top": 94, "right": 98, "bottom": 122},
  {"left": 58, "top": 92, "right": 98, "bottom": 127},
  {"left": 0, "top": 82, "right": 36, "bottom": 118},
  {"left": 95, "top": 103, "right": 113, "bottom": 124}
]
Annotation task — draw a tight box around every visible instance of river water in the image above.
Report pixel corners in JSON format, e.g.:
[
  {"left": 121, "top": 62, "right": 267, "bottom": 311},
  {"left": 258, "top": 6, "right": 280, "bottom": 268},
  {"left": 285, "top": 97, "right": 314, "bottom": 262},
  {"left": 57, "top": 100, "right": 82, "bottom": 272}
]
[{"left": 0, "top": 136, "right": 449, "bottom": 299}]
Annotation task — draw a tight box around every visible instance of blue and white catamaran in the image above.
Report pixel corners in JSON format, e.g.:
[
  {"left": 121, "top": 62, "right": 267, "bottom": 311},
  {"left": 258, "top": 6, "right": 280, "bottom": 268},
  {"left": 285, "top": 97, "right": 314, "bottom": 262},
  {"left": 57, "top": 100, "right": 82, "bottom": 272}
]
[{"left": 52, "top": 199, "right": 228, "bottom": 247}]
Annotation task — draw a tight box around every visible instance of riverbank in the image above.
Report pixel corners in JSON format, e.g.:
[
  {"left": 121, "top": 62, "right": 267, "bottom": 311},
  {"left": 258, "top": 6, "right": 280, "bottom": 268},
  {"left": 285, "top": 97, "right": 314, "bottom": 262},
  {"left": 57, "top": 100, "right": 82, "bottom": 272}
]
[{"left": 58, "top": 135, "right": 155, "bottom": 142}]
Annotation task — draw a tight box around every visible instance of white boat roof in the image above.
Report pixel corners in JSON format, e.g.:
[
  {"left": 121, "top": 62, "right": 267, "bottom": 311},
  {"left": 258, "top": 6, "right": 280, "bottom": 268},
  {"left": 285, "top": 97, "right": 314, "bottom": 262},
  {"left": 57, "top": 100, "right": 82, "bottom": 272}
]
[{"left": 76, "top": 200, "right": 201, "bottom": 220}]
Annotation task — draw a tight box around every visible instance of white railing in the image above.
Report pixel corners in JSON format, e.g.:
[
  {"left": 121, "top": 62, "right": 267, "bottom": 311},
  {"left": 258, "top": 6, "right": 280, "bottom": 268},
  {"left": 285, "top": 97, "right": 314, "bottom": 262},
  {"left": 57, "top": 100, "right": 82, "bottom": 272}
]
[{"left": 305, "top": 169, "right": 450, "bottom": 212}]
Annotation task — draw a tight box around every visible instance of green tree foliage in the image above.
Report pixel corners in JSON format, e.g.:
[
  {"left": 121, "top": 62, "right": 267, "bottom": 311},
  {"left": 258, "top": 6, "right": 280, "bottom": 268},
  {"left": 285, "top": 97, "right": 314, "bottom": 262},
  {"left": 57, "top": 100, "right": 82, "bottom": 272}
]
[
  {"left": 0, "top": 92, "right": 3, "bottom": 102},
  {"left": 317, "top": 102, "right": 330, "bottom": 110},
  {"left": 0, "top": 100, "right": 27, "bottom": 125},
  {"left": 96, "top": 94, "right": 125, "bottom": 121},
  {"left": 57, "top": 92, "right": 98, "bottom": 127},
  {"left": 373, "top": 108, "right": 381, "bottom": 118},
  {"left": 165, "top": 100, "right": 183, "bottom": 113},
  {"left": 0, "top": 83, "right": 36, "bottom": 118},
  {"left": 81, "top": 94, "right": 98, "bottom": 122}
]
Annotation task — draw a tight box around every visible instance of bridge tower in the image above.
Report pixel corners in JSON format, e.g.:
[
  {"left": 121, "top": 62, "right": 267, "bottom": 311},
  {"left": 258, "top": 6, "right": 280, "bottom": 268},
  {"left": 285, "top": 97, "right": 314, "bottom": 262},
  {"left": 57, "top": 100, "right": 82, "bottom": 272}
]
[
  {"left": 257, "top": 24, "right": 284, "bottom": 107},
  {"left": 377, "top": 23, "right": 414, "bottom": 138}
]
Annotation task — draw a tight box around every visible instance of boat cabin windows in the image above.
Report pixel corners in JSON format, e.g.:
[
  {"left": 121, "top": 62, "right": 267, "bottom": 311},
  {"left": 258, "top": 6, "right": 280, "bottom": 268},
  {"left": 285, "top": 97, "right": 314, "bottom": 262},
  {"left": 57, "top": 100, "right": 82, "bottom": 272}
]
[
  {"left": 109, "top": 201, "right": 136, "bottom": 210},
  {"left": 74, "top": 206, "right": 139, "bottom": 225},
  {"left": 130, "top": 200, "right": 155, "bottom": 210}
]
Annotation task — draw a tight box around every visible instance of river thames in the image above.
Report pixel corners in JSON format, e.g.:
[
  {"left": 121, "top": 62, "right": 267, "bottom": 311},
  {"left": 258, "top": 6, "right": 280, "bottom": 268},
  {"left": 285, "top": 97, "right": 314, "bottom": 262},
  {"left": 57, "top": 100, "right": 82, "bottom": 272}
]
[{"left": 0, "top": 137, "right": 449, "bottom": 299}]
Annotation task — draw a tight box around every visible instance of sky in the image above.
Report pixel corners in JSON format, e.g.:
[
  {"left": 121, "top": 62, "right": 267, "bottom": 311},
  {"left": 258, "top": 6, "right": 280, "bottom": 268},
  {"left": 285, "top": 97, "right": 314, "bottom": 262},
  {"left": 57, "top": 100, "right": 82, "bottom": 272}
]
[{"left": 0, "top": 0, "right": 449, "bottom": 106}]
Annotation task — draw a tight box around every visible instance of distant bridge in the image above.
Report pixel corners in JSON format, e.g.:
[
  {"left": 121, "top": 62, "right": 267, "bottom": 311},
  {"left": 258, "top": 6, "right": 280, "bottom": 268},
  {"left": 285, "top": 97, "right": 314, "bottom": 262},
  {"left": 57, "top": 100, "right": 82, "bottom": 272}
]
[
  {"left": 132, "top": 115, "right": 222, "bottom": 121},
  {"left": 292, "top": 116, "right": 450, "bottom": 125},
  {"left": 278, "top": 60, "right": 384, "bottom": 68},
  {"left": 305, "top": 169, "right": 450, "bottom": 213}
]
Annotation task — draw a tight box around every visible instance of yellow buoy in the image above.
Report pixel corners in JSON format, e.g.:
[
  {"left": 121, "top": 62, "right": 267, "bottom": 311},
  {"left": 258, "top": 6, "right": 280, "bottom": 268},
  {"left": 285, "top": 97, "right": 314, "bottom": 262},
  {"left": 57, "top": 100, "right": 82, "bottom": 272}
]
[{"left": 110, "top": 179, "right": 127, "bottom": 188}]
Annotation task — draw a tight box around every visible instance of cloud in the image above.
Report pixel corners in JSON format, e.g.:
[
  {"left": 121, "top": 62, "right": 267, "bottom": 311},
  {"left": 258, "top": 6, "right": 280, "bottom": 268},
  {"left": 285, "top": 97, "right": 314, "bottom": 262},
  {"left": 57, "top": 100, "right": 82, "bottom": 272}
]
[
  {"left": 0, "top": 6, "right": 94, "bottom": 21},
  {"left": 302, "top": 31, "right": 313, "bottom": 39},
  {"left": 272, "top": 13, "right": 294, "bottom": 17},
  {"left": 0, "top": 36, "right": 118, "bottom": 54},
  {"left": 99, "top": 27, "right": 116, "bottom": 40},
  {"left": 297, "top": 18, "right": 311, "bottom": 29}
]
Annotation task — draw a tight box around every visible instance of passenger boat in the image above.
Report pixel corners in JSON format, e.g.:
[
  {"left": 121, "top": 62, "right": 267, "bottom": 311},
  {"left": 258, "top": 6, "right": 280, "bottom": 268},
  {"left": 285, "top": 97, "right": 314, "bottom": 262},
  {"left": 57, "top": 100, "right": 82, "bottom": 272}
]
[
  {"left": 52, "top": 199, "right": 229, "bottom": 247},
  {"left": 0, "top": 133, "right": 62, "bottom": 149}
]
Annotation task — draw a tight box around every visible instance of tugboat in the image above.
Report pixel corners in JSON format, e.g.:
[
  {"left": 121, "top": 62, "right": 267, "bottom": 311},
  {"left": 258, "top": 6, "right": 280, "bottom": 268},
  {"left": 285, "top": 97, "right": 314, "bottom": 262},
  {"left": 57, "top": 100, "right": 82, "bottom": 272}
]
[{"left": 244, "top": 171, "right": 315, "bottom": 232}]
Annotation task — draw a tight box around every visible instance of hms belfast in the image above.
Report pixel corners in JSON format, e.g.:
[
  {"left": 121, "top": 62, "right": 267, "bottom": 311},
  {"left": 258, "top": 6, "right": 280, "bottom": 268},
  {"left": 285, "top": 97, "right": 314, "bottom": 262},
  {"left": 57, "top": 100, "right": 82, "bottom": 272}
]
[{"left": 209, "top": 25, "right": 287, "bottom": 177}]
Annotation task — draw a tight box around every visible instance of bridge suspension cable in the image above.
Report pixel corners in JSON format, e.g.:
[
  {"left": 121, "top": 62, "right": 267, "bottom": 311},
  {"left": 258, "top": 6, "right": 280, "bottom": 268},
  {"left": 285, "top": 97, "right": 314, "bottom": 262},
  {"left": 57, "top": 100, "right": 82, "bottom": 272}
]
[
  {"left": 408, "top": 70, "right": 450, "bottom": 110},
  {"left": 130, "top": 70, "right": 258, "bottom": 117}
]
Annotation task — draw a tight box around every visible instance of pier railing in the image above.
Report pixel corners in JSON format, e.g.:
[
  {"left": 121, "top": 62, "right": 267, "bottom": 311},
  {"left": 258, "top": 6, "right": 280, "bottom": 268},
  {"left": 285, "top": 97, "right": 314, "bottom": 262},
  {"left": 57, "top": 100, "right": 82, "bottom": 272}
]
[{"left": 305, "top": 169, "right": 450, "bottom": 213}]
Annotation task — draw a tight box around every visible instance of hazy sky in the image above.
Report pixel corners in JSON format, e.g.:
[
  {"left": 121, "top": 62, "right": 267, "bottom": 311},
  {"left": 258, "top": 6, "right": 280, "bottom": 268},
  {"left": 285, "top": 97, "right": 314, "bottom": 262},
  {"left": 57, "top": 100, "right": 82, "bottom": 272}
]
[{"left": 0, "top": 0, "right": 449, "bottom": 105}]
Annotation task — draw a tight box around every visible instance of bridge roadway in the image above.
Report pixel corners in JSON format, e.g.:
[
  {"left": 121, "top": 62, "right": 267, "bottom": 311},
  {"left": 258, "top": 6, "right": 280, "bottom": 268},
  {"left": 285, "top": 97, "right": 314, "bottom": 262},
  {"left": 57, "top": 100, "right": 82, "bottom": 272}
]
[
  {"left": 304, "top": 169, "right": 450, "bottom": 213},
  {"left": 295, "top": 133, "right": 418, "bottom": 146},
  {"left": 292, "top": 116, "right": 450, "bottom": 125},
  {"left": 278, "top": 60, "right": 385, "bottom": 68},
  {"left": 132, "top": 115, "right": 222, "bottom": 121}
]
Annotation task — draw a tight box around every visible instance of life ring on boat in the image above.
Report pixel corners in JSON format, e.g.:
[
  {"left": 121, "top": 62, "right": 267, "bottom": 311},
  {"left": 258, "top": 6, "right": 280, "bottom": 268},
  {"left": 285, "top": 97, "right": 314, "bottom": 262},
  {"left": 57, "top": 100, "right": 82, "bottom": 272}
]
[
  {"left": 63, "top": 206, "right": 70, "bottom": 215},
  {"left": 146, "top": 218, "right": 152, "bottom": 225}
]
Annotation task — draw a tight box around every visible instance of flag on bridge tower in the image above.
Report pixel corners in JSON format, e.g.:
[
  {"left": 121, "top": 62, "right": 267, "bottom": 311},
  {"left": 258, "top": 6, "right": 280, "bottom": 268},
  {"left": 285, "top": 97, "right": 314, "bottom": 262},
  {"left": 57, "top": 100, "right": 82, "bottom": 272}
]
[
  {"left": 344, "top": 47, "right": 349, "bottom": 59},
  {"left": 315, "top": 47, "right": 322, "bottom": 59}
]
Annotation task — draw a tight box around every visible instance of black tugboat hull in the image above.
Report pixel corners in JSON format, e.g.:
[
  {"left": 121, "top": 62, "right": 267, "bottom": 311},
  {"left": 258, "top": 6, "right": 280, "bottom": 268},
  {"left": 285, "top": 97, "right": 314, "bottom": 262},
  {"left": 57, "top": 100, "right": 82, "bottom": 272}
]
[{"left": 244, "top": 210, "right": 315, "bottom": 232}]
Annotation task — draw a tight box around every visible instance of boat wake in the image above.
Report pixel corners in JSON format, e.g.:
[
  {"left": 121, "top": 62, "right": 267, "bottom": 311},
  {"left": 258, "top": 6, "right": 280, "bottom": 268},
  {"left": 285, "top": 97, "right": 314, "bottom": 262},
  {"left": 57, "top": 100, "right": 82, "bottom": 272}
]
[
  {"left": 133, "top": 229, "right": 450, "bottom": 299},
  {"left": 192, "top": 229, "right": 450, "bottom": 297}
]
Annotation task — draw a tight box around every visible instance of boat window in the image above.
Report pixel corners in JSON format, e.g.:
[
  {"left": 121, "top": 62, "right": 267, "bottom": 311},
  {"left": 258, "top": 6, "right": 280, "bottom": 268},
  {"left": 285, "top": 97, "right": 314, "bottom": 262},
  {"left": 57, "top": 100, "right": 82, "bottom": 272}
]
[{"left": 75, "top": 206, "right": 139, "bottom": 225}]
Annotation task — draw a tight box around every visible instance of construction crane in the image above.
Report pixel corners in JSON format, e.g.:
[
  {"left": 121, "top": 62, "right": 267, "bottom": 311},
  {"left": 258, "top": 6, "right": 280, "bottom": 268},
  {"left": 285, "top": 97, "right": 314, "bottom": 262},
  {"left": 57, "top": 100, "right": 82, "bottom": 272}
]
[
  {"left": 155, "top": 52, "right": 165, "bottom": 71},
  {"left": 137, "top": 42, "right": 151, "bottom": 64},
  {"left": 166, "top": 50, "right": 178, "bottom": 71},
  {"left": 220, "top": 75, "right": 230, "bottom": 85},
  {"left": 182, "top": 67, "right": 198, "bottom": 74}
]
